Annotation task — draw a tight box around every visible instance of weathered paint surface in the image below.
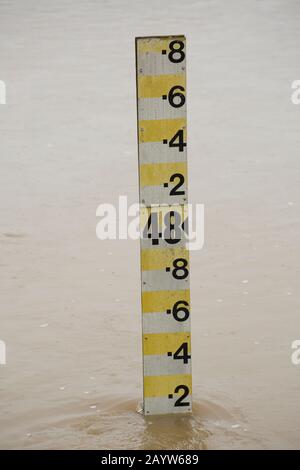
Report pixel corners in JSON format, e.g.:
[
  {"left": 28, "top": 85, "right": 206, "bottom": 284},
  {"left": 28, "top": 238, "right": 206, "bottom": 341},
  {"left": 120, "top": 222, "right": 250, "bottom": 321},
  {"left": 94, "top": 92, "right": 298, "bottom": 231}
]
[{"left": 136, "top": 35, "right": 191, "bottom": 415}]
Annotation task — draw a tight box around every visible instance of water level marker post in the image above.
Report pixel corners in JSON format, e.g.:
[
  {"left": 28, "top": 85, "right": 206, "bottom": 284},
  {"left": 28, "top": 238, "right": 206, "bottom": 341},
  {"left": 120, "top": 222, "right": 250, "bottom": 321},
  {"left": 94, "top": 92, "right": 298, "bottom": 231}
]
[{"left": 135, "top": 35, "right": 192, "bottom": 415}]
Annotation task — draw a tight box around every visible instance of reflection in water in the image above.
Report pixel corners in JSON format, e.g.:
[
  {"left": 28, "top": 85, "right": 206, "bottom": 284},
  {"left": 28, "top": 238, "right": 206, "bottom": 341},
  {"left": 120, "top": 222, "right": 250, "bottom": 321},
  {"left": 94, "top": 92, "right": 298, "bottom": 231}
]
[
  {"left": 141, "top": 413, "right": 209, "bottom": 450},
  {"left": 15, "top": 395, "right": 243, "bottom": 450}
]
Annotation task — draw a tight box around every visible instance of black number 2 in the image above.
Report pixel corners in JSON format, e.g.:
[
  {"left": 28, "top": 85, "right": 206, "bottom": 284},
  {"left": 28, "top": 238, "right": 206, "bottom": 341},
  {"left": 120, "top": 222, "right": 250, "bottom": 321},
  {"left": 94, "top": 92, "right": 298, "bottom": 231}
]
[
  {"left": 169, "top": 173, "right": 185, "bottom": 196},
  {"left": 174, "top": 385, "right": 190, "bottom": 407}
]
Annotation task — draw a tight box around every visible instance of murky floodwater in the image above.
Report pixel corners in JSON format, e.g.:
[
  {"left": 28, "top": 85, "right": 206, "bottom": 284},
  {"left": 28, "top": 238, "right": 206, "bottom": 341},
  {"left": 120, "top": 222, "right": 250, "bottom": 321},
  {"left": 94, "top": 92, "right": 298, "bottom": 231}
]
[{"left": 0, "top": 0, "right": 300, "bottom": 449}]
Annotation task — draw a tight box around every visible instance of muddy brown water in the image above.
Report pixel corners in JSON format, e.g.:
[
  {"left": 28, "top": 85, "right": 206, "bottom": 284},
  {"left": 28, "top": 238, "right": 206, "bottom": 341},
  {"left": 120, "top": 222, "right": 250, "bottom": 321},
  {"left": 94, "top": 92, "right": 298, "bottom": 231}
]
[{"left": 0, "top": 0, "right": 300, "bottom": 449}]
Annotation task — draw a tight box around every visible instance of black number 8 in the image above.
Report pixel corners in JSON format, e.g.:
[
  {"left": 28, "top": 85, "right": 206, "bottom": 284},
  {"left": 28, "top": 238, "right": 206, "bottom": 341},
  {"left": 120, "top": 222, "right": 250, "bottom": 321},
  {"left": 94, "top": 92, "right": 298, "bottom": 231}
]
[
  {"left": 172, "top": 258, "right": 189, "bottom": 280},
  {"left": 168, "top": 40, "right": 185, "bottom": 63}
]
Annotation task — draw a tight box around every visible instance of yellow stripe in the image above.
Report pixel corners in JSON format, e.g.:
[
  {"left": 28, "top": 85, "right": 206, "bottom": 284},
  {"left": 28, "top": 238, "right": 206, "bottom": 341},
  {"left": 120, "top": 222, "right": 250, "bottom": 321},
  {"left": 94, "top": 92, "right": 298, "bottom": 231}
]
[
  {"left": 143, "top": 332, "right": 190, "bottom": 355},
  {"left": 136, "top": 36, "right": 185, "bottom": 55},
  {"left": 141, "top": 247, "right": 189, "bottom": 271},
  {"left": 138, "top": 74, "right": 185, "bottom": 99},
  {"left": 139, "top": 118, "right": 186, "bottom": 143},
  {"left": 144, "top": 374, "right": 192, "bottom": 398},
  {"left": 142, "top": 289, "right": 190, "bottom": 313},
  {"left": 140, "top": 162, "right": 187, "bottom": 187}
]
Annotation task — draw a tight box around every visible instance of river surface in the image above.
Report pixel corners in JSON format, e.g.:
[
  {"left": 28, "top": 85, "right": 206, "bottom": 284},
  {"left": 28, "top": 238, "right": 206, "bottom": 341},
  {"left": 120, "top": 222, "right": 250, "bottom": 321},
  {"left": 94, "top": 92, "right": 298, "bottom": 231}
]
[{"left": 0, "top": 0, "right": 300, "bottom": 449}]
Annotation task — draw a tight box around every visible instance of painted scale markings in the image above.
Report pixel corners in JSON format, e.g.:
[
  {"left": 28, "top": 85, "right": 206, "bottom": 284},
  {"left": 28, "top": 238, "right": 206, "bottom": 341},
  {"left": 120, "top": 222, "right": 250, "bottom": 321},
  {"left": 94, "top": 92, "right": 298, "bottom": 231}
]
[
  {"left": 139, "top": 205, "right": 189, "bottom": 250},
  {"left": 136, "top": 35, "right": 191, "bottom": 415}
]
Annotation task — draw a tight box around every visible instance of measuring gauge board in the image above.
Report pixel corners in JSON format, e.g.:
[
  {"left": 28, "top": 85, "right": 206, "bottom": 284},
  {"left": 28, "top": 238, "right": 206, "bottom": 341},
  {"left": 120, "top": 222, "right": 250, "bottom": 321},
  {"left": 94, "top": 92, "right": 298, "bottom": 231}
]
[{"left": 135, "top": 35, "right": 192, "bottom": 415}]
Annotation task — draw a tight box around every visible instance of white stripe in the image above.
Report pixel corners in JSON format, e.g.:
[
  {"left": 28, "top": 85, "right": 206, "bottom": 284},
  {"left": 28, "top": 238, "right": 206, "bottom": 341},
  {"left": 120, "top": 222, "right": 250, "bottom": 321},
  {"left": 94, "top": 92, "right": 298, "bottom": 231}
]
[
  {"left": 140, "top": 236, "right": 187, "bottom": 250},
  {"left": 143, "top": 354, "right": 191, "bottom": 376},
  {"left": 138, "top": 142, "right": 187, "bottom": 164},
  {"left": 140, "top": 184, "right": 187, "bottom": 206},
  {"left": 143, "top": 312, "right": 190, "bottom": 334},
  {"left": 142, "top": 270, "right": 190, "bottom": 292},
  {"left": 138, "top": 97, "right": 186, "bottom": 121},
  {"left": 137, "top": 52, "right": 186, "bottom": 77},
  {"left": 144, "top": 395, "right": 192, "bottom": 415}
]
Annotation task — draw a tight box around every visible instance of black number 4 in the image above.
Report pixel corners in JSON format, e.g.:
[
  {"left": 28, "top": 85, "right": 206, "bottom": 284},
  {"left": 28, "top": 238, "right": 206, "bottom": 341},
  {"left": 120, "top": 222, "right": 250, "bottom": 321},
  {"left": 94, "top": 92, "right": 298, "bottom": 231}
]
[
  {"left": 163, "top": 130, "right": 186, "bottom": 152},
  {"left": 169, "top": 342, "right": 191, "bottom": 364}
]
